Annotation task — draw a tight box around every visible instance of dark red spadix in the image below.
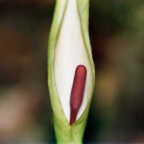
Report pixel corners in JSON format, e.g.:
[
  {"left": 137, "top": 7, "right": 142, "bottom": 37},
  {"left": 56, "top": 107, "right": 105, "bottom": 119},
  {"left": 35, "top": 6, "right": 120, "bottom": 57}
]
[{"left": 70, "top": 65, "right": 87, "bottom": 125}]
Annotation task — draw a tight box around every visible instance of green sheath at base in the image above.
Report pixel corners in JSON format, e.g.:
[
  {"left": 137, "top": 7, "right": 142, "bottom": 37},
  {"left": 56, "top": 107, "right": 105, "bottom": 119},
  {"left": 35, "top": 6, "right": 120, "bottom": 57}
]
[{"left": 48, "top": 0, "right": 95, "bottom": 143}]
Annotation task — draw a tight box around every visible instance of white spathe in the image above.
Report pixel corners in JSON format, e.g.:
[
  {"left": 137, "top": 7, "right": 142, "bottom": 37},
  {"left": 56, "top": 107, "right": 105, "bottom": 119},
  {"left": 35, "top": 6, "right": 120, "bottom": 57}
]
[{"left": 54, "top": 0, "right": 92, "bottom": 122}]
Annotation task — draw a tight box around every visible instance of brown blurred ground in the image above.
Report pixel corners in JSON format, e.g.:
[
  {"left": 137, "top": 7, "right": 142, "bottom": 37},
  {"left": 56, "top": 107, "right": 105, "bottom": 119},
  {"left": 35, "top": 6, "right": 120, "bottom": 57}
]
[
  {"left": 0, "top": 0, "right": 55, "bottom": 143},
  {"left": 0, "top": 0, "right": 144, "bottom": 143}
]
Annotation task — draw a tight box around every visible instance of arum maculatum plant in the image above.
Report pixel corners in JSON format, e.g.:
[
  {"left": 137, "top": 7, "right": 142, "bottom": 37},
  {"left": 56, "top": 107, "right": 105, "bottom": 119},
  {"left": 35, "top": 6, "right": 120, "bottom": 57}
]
[{"left": 48, "top": 0, "right": 95, "bottom": 143}]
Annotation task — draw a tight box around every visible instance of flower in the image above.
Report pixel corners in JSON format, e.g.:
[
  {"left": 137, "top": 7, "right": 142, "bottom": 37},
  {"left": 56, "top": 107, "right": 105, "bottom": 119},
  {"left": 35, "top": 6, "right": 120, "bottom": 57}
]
[{"left": 48, "top": 0, "right": 95, "bottom": 143}]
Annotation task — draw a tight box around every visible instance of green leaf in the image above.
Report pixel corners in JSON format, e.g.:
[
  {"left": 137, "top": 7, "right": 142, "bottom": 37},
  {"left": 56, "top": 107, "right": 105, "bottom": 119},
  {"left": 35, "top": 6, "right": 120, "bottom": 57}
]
[{"left": 48, "top": 0, "right": 95, "bottom": 143}]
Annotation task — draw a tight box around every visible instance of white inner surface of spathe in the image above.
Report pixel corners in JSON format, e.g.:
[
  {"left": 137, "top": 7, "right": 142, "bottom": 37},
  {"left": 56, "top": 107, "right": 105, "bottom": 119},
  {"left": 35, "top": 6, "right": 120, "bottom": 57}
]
[{"left": 54, "top": 0, "right": 92, "bottom": 122}]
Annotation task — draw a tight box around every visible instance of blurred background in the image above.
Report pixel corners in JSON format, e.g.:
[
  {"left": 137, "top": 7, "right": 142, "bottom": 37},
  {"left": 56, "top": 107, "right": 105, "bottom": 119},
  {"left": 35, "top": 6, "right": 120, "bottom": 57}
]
[{"left": 0, "top": 0, "right": 144, "bottom": 143}]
